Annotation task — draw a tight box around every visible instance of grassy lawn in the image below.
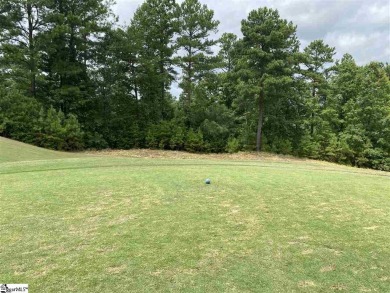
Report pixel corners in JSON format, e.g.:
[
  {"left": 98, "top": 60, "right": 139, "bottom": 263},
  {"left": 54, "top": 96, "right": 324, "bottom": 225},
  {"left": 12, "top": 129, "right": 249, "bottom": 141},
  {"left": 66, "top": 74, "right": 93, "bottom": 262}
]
[
  {"left": 1, "top": 138, "right": 389, "bottom": 292},
  {"left": 0, "top": 136, "right": 82, "bottom": 163}
]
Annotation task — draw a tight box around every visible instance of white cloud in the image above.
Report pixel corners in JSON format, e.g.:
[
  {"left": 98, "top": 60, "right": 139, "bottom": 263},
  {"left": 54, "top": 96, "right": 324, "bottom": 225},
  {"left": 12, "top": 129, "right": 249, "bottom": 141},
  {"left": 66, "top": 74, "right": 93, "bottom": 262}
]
[
  {"left": 352, "top": 1, "right": 390, "bottom": 25},
  {"left": 325, "top": 31, "right": 389, "bottom": 64}
]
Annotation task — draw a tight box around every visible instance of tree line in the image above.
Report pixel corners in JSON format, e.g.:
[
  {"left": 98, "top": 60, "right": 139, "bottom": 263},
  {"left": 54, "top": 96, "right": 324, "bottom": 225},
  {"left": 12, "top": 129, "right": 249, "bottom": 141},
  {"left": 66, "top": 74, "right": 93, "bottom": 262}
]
[{"left": 1, "top": 0, "right": 389, "bottom": 170}]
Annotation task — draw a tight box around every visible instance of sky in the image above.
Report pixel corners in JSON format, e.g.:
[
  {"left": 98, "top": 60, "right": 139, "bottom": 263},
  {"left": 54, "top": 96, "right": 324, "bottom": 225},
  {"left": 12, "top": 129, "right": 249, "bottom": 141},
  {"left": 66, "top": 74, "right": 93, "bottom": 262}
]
[{"left": 113, "top": 0, "right": 390, "bottom": 65}]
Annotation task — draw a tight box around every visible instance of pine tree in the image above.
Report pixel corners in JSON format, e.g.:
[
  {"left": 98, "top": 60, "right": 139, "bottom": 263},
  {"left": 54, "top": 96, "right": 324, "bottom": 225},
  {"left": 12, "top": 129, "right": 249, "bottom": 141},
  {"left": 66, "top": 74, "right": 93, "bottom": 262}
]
[
  {"left": 130, "top": 0, "right": 179, "bottom": 122},
  {"left": 0, "top": 0, "right": 47, "bottom": 97},
  {"left": 302, "top": 40, "right": 335, "bottom": 136},
  {"left": 92, "top": 28, "right": 141, "bottom": 148},
  {"left": 41, "top": 0, "right": 114, "bottom": 118},
  {"left": 217, "top": 33, "right": 239, "bottom": 108},
  {"left": 239, "top": 7, "right": 300, "bottom": 151},
  {"left": 176, "top": 0, "right": 219, "bottom": 108}
]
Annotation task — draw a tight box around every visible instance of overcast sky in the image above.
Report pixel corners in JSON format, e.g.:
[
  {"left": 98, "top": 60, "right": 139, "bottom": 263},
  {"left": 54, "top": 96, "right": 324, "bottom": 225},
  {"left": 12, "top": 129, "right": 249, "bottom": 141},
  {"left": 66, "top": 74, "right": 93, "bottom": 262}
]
[{"left": 113, "top": 0, "right": 389, "bottom": 65}]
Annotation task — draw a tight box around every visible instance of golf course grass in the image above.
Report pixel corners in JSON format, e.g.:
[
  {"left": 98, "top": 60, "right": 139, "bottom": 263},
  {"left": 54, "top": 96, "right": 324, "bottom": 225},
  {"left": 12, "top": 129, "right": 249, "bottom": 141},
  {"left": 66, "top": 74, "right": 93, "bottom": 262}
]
[
  {"left": 1, "top": 137, "right": 389, "bottom": 292},
  {"left": 0, "top": 136, "right": 82, "bottom": 163}
]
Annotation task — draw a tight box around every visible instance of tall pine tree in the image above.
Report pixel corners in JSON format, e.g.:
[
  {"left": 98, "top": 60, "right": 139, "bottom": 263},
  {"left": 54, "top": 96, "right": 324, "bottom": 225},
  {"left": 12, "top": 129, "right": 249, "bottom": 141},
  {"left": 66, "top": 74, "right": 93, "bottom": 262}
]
[
  {"left": 41, "top": 0, "right": 114, "bottom": 119},
  {"left": 130, "top": 0, "right": 179, "bottom": 122},
  {"left": 239, "top": 7, "right": 300, "bottom": 151},
  {"left": 0, "top": 0, "right": 47, "bottom": 96},
  {"left": 176, "top": 0, "right": 219, "bottom": 108}
]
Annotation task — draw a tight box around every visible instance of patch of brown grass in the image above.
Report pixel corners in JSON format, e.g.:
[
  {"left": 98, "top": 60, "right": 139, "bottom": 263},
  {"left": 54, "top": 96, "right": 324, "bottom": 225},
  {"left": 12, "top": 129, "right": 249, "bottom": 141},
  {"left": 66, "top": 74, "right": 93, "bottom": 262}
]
[
  {"left": 298, "top": 280, "right": 316, "bottom": 287},
  {"left": 32, "top": 263, "right": 58, "bottom": 278},
  {"left": 320, "top": 265, "right": 336, "bottom": 272},
  {"left": 331, "top": 284, "right": 347, "bottom": 291},
  {"left": 106, "top": 265, "right": 126, "bottom": 274},
  {"left": 86, "top": 149, "right": 316, "bottom": 164}
]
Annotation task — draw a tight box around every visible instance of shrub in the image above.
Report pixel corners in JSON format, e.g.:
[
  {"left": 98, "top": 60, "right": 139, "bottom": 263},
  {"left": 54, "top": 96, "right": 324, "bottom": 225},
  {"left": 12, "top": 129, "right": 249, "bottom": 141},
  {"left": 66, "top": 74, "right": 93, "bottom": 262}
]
[
  {"left": 170, "top": 126, "right": 185, "bottom": 150},
  {"left": 0, "top": 89, "right": 41, "bottom": 143},
  {"left": 299, "top": 134, "right": 321, "bottom": 159},
  {"left": 185, "top": 129, "right": 206, "bottom": 152},
  {"left": 35, "top": 107, "right": 84, "bottom": 151},
  {"left": 84, "top": 132, "right": 108, "bottom": 150},
  {"left": 146, "top": 128, "right": 159, "bottom": 149},
  {"left": 200, "top": 119, "right": 230, "bottom": 152},
  {"left": 268, "top": 138, "right": 293, "bottom": 155},
  {"left": 146, "top": 121, "right": 176, "bottom": 150},
  {"left": 226, "top": 137, "right": 241, "bottom": 153}
]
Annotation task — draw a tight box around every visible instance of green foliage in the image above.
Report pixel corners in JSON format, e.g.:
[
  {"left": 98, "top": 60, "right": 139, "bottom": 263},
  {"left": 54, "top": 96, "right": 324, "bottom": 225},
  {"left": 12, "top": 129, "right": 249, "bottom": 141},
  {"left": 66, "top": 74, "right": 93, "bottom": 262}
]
[
  {"left": 146, "top": 121, "right": 186, "bottom": 151},
  {"left": 226, "top": 137, "right": 241, "bottom": 153},
  {"left": 84, "top": 132, "right": 108, "bottom": 150},
  {"left": 0, "top": 88, "right": 41, "bottom": 142},
  {"left": 185, "top": 128, "right": 206, "bottom": 152},
  {"left": 40, "top": 0, "right": 114, "bottom": 119},
  {"left": 170, "top": 126, "right": 185, "bottom": 150},
  {"left": 145, "top": 122, "right": 210, "bottom": 153},
  {"left": 301, "top": 40, "right": 335, "bottom": 136},
  {"left": 200, "top": 119, "right": 229, "bottom": 152},
  {"left": 268, "top": 138, "right": 293, "bottom": 155},
  {"left": 146, "top": 121, "right": 173, "bottom": 150},
  {"left": 0, "top": 0, "right": 47, "bottom": 97},
  {"left": 34, "top": 107, "right": 84, "bottom": 151},
  {"left": 299, "top": 55, "right": 390, "bottom": 170},
  {"left": 298, "top": 134, "right": 321, "bottom": 159},
  {"left": 0, "top": 87, "right": 84, "bottom": 151}
]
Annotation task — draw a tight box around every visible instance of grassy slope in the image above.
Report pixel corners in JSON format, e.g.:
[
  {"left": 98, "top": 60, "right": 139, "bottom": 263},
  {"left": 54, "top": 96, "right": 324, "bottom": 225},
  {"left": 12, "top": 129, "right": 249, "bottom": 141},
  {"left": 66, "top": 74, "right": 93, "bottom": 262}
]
[
  {"left": 0, "top": 139, "right": 389, "bottom": 292},
  {"left": 0, "top": 136, "right": 81, "bottom": 163}
]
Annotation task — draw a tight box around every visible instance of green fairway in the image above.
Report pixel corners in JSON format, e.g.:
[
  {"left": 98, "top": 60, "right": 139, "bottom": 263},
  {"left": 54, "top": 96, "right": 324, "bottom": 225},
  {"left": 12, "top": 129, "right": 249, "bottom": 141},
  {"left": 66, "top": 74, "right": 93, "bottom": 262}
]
[{"left": 1, "top": 139, "right": 389, "bottom": 292}]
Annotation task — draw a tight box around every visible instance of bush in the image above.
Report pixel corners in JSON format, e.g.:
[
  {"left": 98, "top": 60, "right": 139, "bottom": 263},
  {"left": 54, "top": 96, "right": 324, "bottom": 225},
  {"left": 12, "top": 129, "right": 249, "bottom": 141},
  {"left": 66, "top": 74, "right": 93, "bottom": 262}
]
[
  {"left": 200, "top": 119, "right": 230, "bottom": 152},
  {"left": 185, "top": 129, "right": 206, "bottom": 152},
  {"left": 268, "top": 138, "right": 293, "bottom": 155},
  {"left": 226, "top": 137, "right": 241, "bottom": 153},
  {"left": 146, "top": 128, "right": 159, "bottom": 149},
  {"left": 362, "top": 148, "right": 390, "bottom": 171},
  {"left": 34, "top": 107, "right": 84, "bottom": 151},
  {"left": 146, "top": 121, "right": 176, "bottom": 150},
  {"left": 62, "top": 114, "right": 84, "bottom": 150},
  {"left": 0, "top": 88, "right": 41, "bottom": 143},
  {"left": 170, "top": 126, "right": 185, "bottom": 150},
  {"left": 84, "top": 132, "right": 108, "bottom": 150},
  {"left": 299, "top": 134, "right": 321, "bottom": 159}
]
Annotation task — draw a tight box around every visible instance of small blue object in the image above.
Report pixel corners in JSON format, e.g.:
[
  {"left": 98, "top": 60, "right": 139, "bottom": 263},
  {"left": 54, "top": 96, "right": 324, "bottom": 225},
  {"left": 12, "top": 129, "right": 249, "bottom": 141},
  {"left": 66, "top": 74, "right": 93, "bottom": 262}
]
[{"left": 205, "top": 178, "right": 211, "bottom": 184}]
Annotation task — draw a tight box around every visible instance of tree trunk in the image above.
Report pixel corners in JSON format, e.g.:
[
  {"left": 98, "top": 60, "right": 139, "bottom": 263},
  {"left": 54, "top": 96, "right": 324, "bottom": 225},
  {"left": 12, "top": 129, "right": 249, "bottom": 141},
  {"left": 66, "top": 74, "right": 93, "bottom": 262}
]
[
  {"left": 160, "top": 51, "right": 165, "bottom": 120},
  {"left": 310, "top": 86, "right": 316, "bottom": 135},
  {"left": 27, "top": 3, "right": 36, "bottom": 97},
  {"left": 256, "top": 92, "right": 265, "bottom": 152},
  {"left": 187, "top": 56, "right": 192, "bottom": 107},
  {"left": 186, "top": 33, "right": 193, "bottom": 108}
]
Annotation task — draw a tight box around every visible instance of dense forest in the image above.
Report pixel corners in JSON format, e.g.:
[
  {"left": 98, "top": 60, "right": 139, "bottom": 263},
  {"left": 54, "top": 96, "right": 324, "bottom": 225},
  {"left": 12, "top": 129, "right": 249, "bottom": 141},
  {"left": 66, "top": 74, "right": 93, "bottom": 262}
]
[{"left": 1, "top": 0, "right": 389, "bottom": 170}]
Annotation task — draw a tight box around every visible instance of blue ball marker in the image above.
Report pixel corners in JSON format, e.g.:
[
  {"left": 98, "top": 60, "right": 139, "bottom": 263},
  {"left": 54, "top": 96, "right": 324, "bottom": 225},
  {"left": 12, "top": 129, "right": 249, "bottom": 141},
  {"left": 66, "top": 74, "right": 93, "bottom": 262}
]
[{"left": 205, "top": 178, "right": 211, "bottom": 184}]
